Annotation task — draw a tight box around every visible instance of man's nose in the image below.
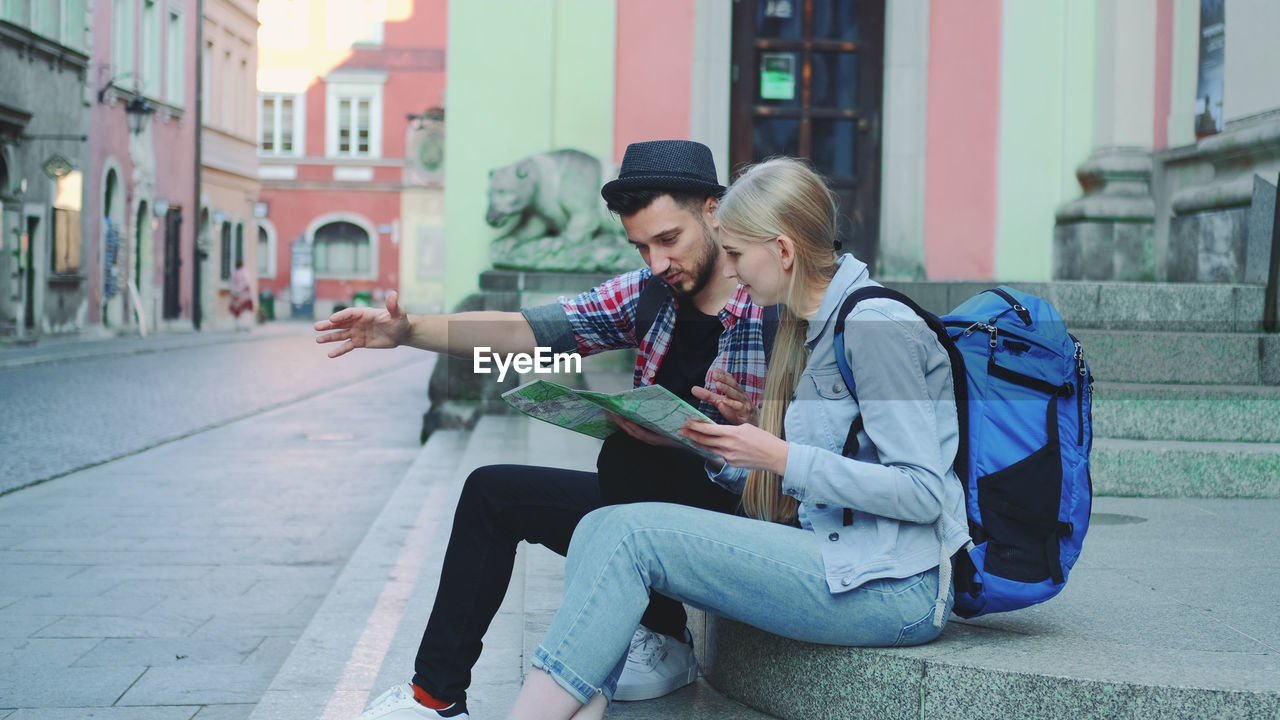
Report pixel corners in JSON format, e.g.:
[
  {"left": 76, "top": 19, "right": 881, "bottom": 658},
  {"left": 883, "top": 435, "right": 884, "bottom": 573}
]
[{"left": 649, "top": 248, "right": 671, "bottom": 274}]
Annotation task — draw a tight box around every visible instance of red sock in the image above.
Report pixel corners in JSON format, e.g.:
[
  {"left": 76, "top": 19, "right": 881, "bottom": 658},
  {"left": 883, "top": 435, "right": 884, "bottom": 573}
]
[{"left": 411, "top": 684, "right": 451, "bottom": 710}]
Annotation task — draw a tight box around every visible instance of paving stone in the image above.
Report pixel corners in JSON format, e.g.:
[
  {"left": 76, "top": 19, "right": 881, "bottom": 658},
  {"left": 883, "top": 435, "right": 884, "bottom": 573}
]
[
  {"left": 4, "top": 592, "right": 160, "bottom": 617},
  {"left": 0, "top": 616, "right": 59, "bottom": 638},
  {"left": 0, "top": 638, "right": 98, "bottom": 667},
  {"left": 191, "top": 705, "right": 256, "bottom": 720},
  {"left": 118, "top": 664, "right": 277, "bottom": 706},
  {"left": 7, "top": 709, "right": 200, "bottom": 720},
  {"left": 33, "top": 614, "right": 212, "bottom": 640},
  {"left": 0, "top": 665, "right": 146, "bottom": 708},
  {"left": 72, "top": 637, "right": 264, "bottom": 668}
]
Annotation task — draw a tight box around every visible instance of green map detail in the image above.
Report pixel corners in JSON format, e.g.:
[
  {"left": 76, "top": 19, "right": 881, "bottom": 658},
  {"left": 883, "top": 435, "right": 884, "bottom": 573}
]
[{"left": 501, "top": 380, "right": 720, "bottom": 460}]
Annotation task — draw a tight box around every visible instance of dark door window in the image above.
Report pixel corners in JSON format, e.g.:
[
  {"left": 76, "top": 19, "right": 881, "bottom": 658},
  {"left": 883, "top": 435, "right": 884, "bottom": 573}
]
[
  {"left": 731, "top": 0, "right": 884, "bottom": 268},
  {"left": 163, "top": 207, "right": 182, "bottom": 319}
]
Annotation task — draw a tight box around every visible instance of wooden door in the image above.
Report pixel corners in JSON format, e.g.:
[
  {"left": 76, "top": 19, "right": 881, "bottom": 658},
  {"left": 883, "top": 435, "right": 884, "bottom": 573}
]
[{"left": 730, "top": 0, "right": 885, "bottom": 268}]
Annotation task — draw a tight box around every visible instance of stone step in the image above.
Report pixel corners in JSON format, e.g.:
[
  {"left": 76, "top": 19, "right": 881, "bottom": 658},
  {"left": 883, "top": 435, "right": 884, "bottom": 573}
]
[
  {"left": 705, "top": 497, "right": 1280, "bottom": 720},
  {"left": 885, "top": 279, "right": 1269, "bottom": 332},
  {"left": 1092, "top": 382, "right": 1280, "bottom": 442},
  {"left": 1091, "top": 437, "right": 1280, "bottom": 498},
  {"left": 1072, "top": 329, "right": 1279, "bottom": 385}
]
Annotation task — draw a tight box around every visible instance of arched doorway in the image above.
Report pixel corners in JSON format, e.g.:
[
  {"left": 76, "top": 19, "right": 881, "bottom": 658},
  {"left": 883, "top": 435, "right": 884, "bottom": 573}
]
[
  {"left": 194, "top": 206, "right": 209, "bottom": 329},
  {"left": 314, "top": 220, "right": 371, "bottom": 276},
  {"left": 134, "top": 200, "right": 151, "bottom": 329},
  {"left": 102, "top": 168, "right": 123, "bottom": 326}
]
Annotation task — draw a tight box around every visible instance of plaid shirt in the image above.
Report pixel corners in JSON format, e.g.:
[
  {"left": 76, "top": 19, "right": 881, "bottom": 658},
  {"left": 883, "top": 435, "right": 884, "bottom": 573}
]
[{"left": 556, "top": 268, "right": 769, "bottom": 423}]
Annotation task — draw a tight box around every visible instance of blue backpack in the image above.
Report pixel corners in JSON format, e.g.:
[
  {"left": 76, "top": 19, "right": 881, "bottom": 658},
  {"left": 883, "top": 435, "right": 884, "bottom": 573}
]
[{"left": 834, "top": 285, "right": 1093, "bottom": 618}]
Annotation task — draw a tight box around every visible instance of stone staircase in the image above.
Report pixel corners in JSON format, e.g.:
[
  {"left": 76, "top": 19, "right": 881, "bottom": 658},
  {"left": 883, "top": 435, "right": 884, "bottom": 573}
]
[{"left": 889, "top": 280, "right": 1280, "bottom": 499}]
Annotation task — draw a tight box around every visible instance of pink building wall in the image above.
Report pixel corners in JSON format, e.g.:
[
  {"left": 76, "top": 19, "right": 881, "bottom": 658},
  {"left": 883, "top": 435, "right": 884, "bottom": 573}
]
[
  {"left": 86, "top": 0, "right": 199, "bottom": 325},
  {"left": 1153, "top": 0, "right": 1174, "bottom": 150},
  {"left": 613, "top": 0, "right": 694, "bottom": 163},
  {"left": 923, "top": 0, "right": 1002, "bottom": 280}
]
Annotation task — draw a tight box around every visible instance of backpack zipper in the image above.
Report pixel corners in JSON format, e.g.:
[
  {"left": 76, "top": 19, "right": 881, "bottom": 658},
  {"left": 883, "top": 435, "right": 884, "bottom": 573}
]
[
  {"left": 984, "top": 288, "right": 1033, "bottom": 325},
  {"left": 1072, "top": 336, "right": 1086, "bottom": 446}
]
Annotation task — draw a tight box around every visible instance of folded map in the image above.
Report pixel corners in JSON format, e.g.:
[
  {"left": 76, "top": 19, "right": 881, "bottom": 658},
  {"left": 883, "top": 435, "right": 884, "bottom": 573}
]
[{"left": 501, "top": 379, "right": 722, "bottom": 462}]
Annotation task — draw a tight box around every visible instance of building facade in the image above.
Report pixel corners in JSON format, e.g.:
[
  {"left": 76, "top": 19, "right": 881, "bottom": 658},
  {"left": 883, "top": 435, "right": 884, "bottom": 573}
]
[
  {"left": 0, "top": 0, "right": 91, "bottom": 340},
  {"left": 439, "top": 0, "right": 1280, "bottom": 309},
  {"left": 87, "top": 0, "right": 199, "bottom": 334},
  {"left": 200, "top": 0, "right": 260, "bottom": 330},
  {"left": 256, "top": 0, "right": 447, "bottom": 320}
]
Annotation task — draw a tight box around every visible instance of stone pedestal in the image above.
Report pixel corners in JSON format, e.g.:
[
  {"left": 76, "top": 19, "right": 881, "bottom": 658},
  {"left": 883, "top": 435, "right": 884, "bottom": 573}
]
[
  {"left": 419, "top": 268, "right": 639, "bottom": 441},
  {"left": 1054, "top": 147, "right": 1156, "bottom": 281},
  {"left": 1159, "top": 114, "right": 1280, "bottom": 283}
]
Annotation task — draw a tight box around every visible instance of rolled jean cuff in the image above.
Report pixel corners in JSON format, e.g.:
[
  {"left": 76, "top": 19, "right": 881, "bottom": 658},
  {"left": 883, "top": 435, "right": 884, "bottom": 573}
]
[{"left": 531, "top": 644, "right": 605, "bottom": 706}]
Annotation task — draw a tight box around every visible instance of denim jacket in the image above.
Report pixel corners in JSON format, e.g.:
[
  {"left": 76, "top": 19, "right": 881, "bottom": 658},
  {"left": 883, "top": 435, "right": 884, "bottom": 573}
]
[{"left": 712, "top": 255, "right": 970, "bottom": 618}]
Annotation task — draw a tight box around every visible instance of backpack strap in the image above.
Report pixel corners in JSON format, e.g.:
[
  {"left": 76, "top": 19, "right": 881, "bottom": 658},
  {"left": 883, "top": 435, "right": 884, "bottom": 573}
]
[
  {"left": 832, "top": 287, "right": 970, "bottom": 486},
  {"left": 760, "top": 303, "right": 779, "bottom": 360},
  {"left": 633, "top": 277, "right": 670, "bottom": 345}
]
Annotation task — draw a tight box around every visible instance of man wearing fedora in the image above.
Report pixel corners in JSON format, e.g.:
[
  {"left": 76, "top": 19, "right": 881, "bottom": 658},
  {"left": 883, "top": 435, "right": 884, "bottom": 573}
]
[{"left": 317, "top": 140, "right": 773, "bottom": 720}]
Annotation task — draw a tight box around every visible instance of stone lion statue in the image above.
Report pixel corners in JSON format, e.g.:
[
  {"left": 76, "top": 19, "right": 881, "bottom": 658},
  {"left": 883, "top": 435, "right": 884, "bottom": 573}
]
[{"left": 486, "top": 149, "right": 636, "bottom": 272}]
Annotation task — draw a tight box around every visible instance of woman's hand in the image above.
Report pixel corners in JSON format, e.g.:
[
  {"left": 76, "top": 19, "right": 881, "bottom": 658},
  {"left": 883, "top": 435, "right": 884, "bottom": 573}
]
[
  {"left": 691, "top": 369, "right": 759, "bottom": 426},
  {"left": 679, "top": 419, "right": 788, "bottom": 476}
]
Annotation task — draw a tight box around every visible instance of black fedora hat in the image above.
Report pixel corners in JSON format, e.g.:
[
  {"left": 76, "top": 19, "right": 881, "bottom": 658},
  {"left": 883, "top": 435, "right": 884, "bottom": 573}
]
[{"left": 601, "top": 140, "right": 726, "bottom": 202}]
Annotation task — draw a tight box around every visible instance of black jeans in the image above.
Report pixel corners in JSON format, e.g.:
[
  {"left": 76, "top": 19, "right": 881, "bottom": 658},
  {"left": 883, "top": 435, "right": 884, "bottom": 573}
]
[{"left": 412, "top": 435, "right": 740, "bottom": 706}]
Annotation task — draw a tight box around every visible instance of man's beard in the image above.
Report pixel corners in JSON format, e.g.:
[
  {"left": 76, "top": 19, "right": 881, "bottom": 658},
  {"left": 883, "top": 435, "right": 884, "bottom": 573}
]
[{"left": 669, "top": 219, "right": 718, "bottom": 300}]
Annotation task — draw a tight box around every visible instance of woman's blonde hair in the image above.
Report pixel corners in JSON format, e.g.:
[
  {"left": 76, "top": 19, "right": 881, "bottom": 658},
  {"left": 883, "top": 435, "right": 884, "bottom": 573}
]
[{"left": 718, "top": 157, "right": 842, "bottom": 524}]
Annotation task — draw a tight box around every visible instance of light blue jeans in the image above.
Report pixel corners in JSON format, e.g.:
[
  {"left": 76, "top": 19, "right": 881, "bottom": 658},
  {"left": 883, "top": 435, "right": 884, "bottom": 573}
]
[{"left": 531, "top": 502, "right": 953, "bottom": 704}]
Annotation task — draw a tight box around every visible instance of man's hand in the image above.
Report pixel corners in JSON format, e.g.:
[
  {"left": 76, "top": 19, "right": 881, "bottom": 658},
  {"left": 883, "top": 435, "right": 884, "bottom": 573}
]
[
  {"left": 679, "top": 419, "right": 788, "bottom": 476},
  {"left": 691, "top": 369, "right": 759, "bottom": 426},
  {"left": 608, "top": 414, "right": 687, "bottom": 450},
  {"left": 315, "top": 290, "right": 411, "bottom": 358}
]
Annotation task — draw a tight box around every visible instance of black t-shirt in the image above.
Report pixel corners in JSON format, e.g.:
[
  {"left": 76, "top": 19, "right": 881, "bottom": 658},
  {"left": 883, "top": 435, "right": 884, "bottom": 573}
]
[
  {"left": 652, "top": 302, "right": 723, "bottom": 407},
  {"left": 596, "top": 301, "right": 737, "bottom": 512}
]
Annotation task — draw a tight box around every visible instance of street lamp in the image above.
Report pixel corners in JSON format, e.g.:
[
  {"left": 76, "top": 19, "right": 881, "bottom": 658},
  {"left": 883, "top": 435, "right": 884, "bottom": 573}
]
[{"left": 125, "top": 96, "right": 154, "bottom": 135}]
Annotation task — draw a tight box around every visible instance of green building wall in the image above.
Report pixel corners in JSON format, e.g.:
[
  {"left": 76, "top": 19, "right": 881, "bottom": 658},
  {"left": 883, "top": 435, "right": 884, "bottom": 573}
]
[
  {"left": 994, "top": 0, "right": 1097, "bottom": 281},
  {"left": 442, "top": 0, "right": 616, "bottom": 309}
]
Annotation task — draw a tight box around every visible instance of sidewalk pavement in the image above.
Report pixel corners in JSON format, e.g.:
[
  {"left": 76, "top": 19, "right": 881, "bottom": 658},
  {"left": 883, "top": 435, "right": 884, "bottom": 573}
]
[{"left": 0, "top": 321, "right": 314, "bottom": 371}]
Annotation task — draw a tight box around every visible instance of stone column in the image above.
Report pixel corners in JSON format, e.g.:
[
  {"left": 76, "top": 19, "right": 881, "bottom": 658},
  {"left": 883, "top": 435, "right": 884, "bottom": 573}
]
[{"left": 1054, "top": 0, "right": 1158, "bottom": 280}]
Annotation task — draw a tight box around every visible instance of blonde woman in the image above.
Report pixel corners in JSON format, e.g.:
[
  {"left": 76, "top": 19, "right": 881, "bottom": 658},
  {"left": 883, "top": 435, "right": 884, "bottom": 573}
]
[{"left": 506, "top": 158, "right": 969, "bottom": 720}]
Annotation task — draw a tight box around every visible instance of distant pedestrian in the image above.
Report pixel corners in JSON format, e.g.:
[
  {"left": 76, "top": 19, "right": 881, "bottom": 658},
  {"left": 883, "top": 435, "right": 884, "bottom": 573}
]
[{"left": 230, "top": 262, "right": 254, "bottom": 331}]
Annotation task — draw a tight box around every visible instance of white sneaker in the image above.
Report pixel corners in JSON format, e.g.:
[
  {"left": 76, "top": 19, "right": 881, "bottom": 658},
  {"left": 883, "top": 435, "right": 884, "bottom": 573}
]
[
  {"left": 613, "top": 627, "right": 698, "bottom": 701},
  {"left": 354, "top": 683, "right": 469, "bottom": 719}
]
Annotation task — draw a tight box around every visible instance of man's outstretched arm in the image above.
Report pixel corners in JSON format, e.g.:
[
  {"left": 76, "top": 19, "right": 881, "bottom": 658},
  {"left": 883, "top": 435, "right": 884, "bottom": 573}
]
[{"left": 314, "top": 290, "right": 539, "bottom": 359}]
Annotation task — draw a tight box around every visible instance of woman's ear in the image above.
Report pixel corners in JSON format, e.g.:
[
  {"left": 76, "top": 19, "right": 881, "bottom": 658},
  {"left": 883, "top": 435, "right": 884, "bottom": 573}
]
[{"left": 775, "top": 234, "right": 796, "bottom": 271}]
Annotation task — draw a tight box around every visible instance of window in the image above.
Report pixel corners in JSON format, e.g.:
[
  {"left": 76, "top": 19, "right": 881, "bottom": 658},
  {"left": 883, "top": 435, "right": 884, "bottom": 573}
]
[
  {"left": 63, "top": 0, "right": 86, "bottom": 51},
  {"left": 166, "top": 10, "right": 183, "bottom": 105},
  {"left": 220, "top": 221, "right": 232, "bottom": 281},
  {"left": 338, "top": 97, "right": 371, "bottom": 156},
  {"left": 257, "top": 224, "right": 274, "bottom": 278},
  {"left": 259, "top": 93, "right": 304, "bottom": 156},
  {"left": 112, "top": 0, "right": 133, "bottom": 80},
  {"left": 314, "top": 221, "right": 370, "bottom": 275},
  {"left": 142, "top": 0, "right": 161, "bottom": 97},
  {"left": 325, "top": 74, "right": 385, "bottom": 158},
  {"left": 32, "top": 0, "right": 58, "bottom": 39},
  {"left": 222, "top": 50, "right": 232, "bottom": 128},
  {"left": 239, "top": 59, "right": 248, "bottom": 135},
  {"left": 1, "top": 0, "right": 33, "bottom": 26},
  {"left": 53, "top": 171, "right": 83, "bottom": 274},
  {"left": 234, "top": 223, "right": 244, "bottom": 267}
]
